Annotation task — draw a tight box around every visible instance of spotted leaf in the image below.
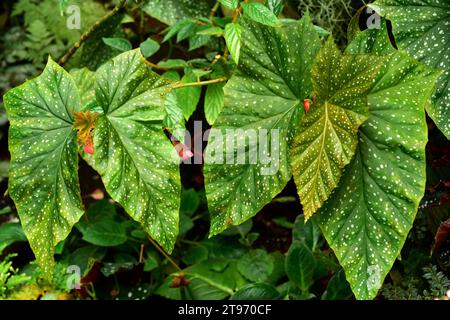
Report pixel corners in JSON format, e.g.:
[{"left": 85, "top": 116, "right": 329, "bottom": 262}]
[
  {"left": 370, "top": 0, "right": 450, "bottom": 138},
  {"left": 4, "top": 57, "right": 84, "bottom": 276},
  {"left": 70, "top": 68, "right": 96, "bottom": 108},
  {"left": 144, "top": 0, "right": 210, "bottom": 26},
  {"left": 86, "top": 50, "right": 181, "bottom": 253},
  {"left": 290, "top": 38, "right": 385, "bottom": 220},
  {"left": 204, "top": 16, "right": 321, "bottom": 236},
  {"left": 317, "top": 31, "right": 441, "bottom": 299}
]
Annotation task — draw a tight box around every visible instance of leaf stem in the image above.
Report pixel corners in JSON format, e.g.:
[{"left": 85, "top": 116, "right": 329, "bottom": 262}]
[
  {"left": 147, "top": 236, "right": 182, "bottom": 272},
  {"left": 58, "top": 0, "right": 127, "bottom": 66},
  {"left": 171, "top": 77, "right": 227, "bottom": 89},
  {"left": 232, "top": 4, "right": 244, "bottom": 23},
  {"left": 144, "top": 60, "right": 166, "bottom": 70},
  {"left": 210, "top": 1, "right": 221, "bottom": 20},
  {"left": 179, "top": 239, "right": 201, "bottom": 246}
]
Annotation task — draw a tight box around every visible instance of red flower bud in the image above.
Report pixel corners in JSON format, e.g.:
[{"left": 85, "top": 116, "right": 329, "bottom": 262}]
[
  {"left": 84, "top": 142, "right": 94, "bottom": 155},
  {"left": 303, "top": 99, "right": 311, "bottom": 113}
]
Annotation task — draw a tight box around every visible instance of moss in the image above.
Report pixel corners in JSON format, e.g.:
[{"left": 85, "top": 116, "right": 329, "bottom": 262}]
[{"left": 290, "top": 0, "right": 360, "bottom": 45}]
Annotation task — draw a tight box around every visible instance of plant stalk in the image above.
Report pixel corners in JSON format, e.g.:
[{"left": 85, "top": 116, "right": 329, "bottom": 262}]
[
  {"left": 58, "top": 0, "right": 127, "bottom": 66},
  {"left": 171, "top": 77, "right": 227, "bottom": 89}
]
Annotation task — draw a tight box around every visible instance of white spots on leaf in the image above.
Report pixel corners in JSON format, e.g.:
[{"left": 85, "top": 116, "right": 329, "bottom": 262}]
[
  {"left": 94, "top": 50, "right": 181, "bottom": 252},
  {"left": 3, "top": 57, "right": 84, "bottom": 275}
]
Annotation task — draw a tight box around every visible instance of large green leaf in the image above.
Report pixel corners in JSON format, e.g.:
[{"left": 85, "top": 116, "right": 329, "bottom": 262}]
[
  {"left": 204, "top": 16, "right": 321, "bottom": 236},
  {"left": 144, "top": 0, "right": 210, "bottom": 26},
  {"left": 290, "top": 39, "right": 384, "bottom": 220},
  {"left": 346, "top": 19, "right": 395, "bottom": 56},
  {"left": 4, "top": 57, "right": 84, "bottom": 275},
  {"left": 86, "top": 49, "right": 181, "bottom": 253},
  {"left": 317, "top": 29, "right": 441, "bottom": 299},
  {"left": 70, "top": 68, "right": 96, "bottom": 108},
  {"left": 370, "top": 0, "right": 450, "bottom": 138}
]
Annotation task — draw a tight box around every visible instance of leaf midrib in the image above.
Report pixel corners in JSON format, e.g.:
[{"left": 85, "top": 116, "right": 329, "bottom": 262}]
[{"left": 104, "top": 115, "right": 172, "bottom": 242}]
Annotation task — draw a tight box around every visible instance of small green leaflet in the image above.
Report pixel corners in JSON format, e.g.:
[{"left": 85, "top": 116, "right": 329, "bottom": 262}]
[
  {"left": 177, "top": 20, "right": 199, "bottom": 43},
  {"left": 59, "top": 0, "right": 69, "bottom": 14},
  {"left": 285, "top": 242, "right": 316, "bottom": 292},
  {"left": 175, "top": 72, "right": 202, "bottom": 120},
  {"left": 237, "top": 249, "right": 274, "bottom": 282},
  {"left": 4, "top": 57, "right": 84, "bottom": 276},
  {"left": 76, "top": 201, "right": 127, "bottom": 247},
  {"left": 224, "top": 23, "right": 242, "bottom": 64},
  {"left": 218, "top": 0, "right": 239, "bottom": 10},
  {"left": 240, "top": 2, "right": 281, "bottom": 27},
  {"left": 144, "top": 0, "right": 210, "bottom": 26},
  {"left": 317, "top": 28, "right": 441, "bottom": 299},
  {"left": 267, "top": 0, "right": 284, "bottom": 16},
  {"left": 140, "top": 38, "right": 160, "bottom": 58},
  {"left": 290, "top": 38, "right": 385, "bottom": 220},
  {"left": 157, "top": 261, "right": 246, "bottom": 299},
  {"left": 292, "top": 214, "right": 321, "bottom": 252},
  {"left": 204, "top": 16, "right": 321, "bottom": 236},
  {"left": 205, "top": 83, "right": 225, "bottom": 125},
  {"left": 197, "top": 26, "right": 224, "bottom": 37},
  {"left": 158, "top": 59, "right": 189, "bottom": 69},
  {"left": 321, "top": 269, "right": 353, "bottom": 300},
  {"left": 102, "top": 37, "right": 132, "bottom": 52},
  {"left": 189, "top": 33, "right": 210, "bottom": 51},
  {"left": 0, "top": 223, "right": 27, "bottom": 254},
  {"left": 370, "top": 0, "right": 450, "bottom": 139},
  {"left": 87, "top": 49, "right": 181, "bottom": 253},
  {"left": 163, "top": 19, "right": 193, "bottom": 42}
]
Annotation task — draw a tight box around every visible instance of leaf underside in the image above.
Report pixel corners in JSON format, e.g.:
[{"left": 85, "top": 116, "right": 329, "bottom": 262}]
[
  {"left": 290, "top": 39, "right": 385, "bottom": 220},
  {"left": 317, "top": 27, "right": 441, "bottom": 299},
  {"left": 204, "top": 16, "right": 321, "bottom": 236},
  {"left": 4, "top": 58, "right": 84, "bottom": 275},
  {"left": 371, "top": 0, "right": 450, "bottom": 138}
]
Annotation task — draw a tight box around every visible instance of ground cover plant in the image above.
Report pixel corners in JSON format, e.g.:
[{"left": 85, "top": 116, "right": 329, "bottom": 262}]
[{"left": 0, "top": 0, "right": 449, "bottom": 301}]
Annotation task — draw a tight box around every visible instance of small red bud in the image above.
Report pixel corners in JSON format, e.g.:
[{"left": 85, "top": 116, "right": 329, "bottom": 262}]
[
  {"left": 84, "top": 142, "right": 94, "bottom": 155},
  {"left": 303, "top": 99, "right": 311, "bottom": 113},
  {"left": 174, "top": 142, "right": 193, "bottom": 161}
]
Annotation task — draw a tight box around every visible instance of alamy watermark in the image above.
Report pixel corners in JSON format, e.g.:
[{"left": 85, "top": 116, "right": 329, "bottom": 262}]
[
  {"left": 66, "top": 265, "right": 81, "bottom": 290},
  {"left": 65, "top": 5, "right": 81, "bottom": 30},
  {"left": 172, "top": 121, "right": 281, "bottom": 176},
  {"left": 365, "top": 7, "right": 382, "bottom": 30}
]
